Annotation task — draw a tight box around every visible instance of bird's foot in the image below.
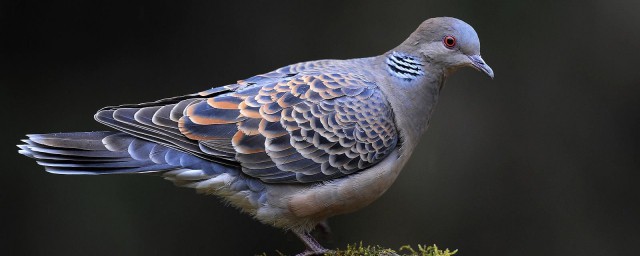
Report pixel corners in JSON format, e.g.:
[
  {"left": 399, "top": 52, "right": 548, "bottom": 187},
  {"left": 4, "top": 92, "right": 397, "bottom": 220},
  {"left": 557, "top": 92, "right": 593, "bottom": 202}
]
[{"left": 295, "top": 248, "right": 332, "bottom": 256}]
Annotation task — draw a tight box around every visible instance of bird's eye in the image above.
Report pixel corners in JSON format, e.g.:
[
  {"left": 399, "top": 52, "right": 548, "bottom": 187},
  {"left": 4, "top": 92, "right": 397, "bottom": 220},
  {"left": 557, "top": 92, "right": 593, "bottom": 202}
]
[{"left": 443, "top": 35, "right": 456, "bottom": 49}]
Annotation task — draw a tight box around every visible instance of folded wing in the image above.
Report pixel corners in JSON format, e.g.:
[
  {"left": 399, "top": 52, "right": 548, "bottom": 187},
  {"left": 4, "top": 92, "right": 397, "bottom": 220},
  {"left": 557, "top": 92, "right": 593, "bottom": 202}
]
[{"left": 95, "top": 61, "right": 399, "bottom": 183}]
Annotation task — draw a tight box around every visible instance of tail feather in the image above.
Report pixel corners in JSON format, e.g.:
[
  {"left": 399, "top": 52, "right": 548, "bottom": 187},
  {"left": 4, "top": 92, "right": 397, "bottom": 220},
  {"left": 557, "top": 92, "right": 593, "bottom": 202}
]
[
  {"left": 42, "top": 164, "right": 177, "bottom": 175},
  {"left": 27, "top": 131, "right": 112, "bottom": 150},
  {"left": 18, "top": 144, "right": 128, "bottom": 162},
  {"left": 18, "top": 131, "right": 179, "bottom": 175}
]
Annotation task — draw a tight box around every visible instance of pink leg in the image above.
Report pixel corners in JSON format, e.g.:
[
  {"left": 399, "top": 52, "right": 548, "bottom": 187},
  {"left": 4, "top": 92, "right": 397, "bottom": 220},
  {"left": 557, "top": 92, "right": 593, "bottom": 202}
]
[{"left": 293, "top": 230, "right": 330, "bottom": 256}]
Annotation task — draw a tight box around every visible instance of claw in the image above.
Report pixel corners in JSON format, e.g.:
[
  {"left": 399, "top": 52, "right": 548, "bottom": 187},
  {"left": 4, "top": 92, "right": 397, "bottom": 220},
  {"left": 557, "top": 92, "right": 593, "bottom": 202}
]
[{"left": 295, "top": 249, "right": 331, "bottom": 256}]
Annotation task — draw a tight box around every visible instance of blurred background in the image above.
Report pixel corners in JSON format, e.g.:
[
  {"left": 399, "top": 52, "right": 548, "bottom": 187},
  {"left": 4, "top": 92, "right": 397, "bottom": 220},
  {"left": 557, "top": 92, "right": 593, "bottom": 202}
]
[{"left": 1, "top": 0, "right": 639, "bottom": 255}]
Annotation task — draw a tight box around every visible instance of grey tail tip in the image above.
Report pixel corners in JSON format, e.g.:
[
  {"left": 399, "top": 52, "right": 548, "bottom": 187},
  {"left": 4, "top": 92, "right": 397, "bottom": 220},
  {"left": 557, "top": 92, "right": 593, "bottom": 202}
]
[{"left": 17, "top": 143, "right": 33, "bottom": 155}]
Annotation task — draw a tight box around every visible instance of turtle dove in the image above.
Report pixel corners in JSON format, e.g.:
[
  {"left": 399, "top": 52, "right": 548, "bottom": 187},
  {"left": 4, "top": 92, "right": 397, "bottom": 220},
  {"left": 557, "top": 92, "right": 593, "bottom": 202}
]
[{"left": 18, "top": 17, "right": 493, "bottom": 255}]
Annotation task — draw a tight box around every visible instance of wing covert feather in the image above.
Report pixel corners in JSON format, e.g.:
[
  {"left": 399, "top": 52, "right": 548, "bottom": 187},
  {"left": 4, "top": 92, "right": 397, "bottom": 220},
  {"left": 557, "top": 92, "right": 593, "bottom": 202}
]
[{"left": 180, "top": 65, "right": 398, "bottom": 183}]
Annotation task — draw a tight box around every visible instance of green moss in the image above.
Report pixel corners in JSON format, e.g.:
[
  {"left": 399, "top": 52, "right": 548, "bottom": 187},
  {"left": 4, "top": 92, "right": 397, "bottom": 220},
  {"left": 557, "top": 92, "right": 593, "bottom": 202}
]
[
  {"left": 259, "top": 242, "right": 457, "bottom": 256},
  {"left": 396, "top": 244, "right": 458, "bottom": 256},
  {"left": 328, "top": 242, "right": 398, "bottom": 256}
]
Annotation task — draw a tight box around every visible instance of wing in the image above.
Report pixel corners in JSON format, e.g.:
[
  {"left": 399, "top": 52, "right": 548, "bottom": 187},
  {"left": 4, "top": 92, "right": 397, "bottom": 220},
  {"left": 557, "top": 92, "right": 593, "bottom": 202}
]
[{"left": 96, "top": 60, "right": 398, "bottom": 183}]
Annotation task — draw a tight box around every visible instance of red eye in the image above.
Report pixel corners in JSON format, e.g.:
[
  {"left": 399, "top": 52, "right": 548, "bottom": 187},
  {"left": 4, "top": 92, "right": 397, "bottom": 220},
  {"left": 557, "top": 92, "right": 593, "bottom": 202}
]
[{"left": 443, "top": 35, "right": 456, "bottom": 48}]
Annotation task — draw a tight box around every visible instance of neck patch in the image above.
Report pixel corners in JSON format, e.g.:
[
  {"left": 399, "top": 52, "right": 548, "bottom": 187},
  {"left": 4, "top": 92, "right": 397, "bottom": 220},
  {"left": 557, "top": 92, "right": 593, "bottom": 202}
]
[{"left": 386, "top": 51, "right": 425, "bottom": 81}]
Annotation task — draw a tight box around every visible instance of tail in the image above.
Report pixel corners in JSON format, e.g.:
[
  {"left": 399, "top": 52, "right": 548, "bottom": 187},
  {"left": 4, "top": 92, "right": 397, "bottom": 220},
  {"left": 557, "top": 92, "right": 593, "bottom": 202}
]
[
  {"left": 18, "top": 131, "right": 267, "bottom": 210},
  {"left": 18, "top": 131, "right": 184, "bottom": 175}
]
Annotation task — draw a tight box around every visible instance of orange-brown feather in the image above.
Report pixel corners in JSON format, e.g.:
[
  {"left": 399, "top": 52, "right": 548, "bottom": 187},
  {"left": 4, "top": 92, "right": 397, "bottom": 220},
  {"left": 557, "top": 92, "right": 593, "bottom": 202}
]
[{"left": 207, "top": 97, "right": 240, "bottom": 109}]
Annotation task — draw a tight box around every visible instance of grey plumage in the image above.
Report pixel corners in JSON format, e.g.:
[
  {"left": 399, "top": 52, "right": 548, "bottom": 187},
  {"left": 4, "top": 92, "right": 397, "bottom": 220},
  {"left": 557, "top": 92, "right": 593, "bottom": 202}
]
[{"left": 18, "top": 17, "right": 492, "bottom": 256}]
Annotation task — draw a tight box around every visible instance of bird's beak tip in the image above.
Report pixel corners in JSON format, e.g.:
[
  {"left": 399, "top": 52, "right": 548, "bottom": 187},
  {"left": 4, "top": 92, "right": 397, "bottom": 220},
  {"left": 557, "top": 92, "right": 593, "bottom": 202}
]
[{"left": 468, "top": 55, "right": 494, "bottom": 79}]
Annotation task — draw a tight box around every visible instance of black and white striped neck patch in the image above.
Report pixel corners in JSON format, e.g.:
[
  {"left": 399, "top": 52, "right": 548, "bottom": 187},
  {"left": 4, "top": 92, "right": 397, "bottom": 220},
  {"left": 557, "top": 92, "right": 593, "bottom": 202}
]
[{"left": 386, "top": 51, "right": 425, "bottom": 81}]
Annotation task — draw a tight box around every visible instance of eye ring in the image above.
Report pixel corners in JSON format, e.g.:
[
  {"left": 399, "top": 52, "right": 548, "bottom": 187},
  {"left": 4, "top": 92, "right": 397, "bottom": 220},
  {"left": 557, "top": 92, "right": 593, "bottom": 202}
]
[{"left": 443, "top": 35, "right": 456, "bottom": 49}]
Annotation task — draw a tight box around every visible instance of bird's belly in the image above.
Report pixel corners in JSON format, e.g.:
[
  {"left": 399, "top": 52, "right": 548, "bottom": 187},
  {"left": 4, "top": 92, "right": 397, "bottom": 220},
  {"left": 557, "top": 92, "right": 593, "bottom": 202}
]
[{"left": 257, "top": 150, "right": 406, "bottom": 230}]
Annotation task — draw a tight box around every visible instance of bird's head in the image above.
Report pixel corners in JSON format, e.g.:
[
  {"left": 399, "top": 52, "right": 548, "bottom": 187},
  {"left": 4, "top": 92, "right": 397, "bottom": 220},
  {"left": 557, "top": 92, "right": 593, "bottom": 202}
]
[{"left": 408, "top": 17, "right": 494, "bottom": 79}]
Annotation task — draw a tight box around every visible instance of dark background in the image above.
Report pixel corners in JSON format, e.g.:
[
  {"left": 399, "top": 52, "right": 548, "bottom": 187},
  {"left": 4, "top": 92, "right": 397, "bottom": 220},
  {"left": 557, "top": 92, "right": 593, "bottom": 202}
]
[{"left": 1, "top": 0, "right": 639, "bottom": 255}]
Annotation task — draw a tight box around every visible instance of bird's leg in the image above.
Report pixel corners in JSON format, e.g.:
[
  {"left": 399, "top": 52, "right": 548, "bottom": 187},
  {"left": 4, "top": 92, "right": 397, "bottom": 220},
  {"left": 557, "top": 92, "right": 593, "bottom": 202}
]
[{"left": 293, "top": 230, "right": 330, "bottom": 256}]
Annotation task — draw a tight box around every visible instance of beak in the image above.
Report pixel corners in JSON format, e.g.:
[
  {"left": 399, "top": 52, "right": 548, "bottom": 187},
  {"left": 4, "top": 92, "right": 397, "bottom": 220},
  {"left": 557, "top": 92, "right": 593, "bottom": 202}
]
[{"left": 468, "top": 55, "right": 494, "bottom": 79}]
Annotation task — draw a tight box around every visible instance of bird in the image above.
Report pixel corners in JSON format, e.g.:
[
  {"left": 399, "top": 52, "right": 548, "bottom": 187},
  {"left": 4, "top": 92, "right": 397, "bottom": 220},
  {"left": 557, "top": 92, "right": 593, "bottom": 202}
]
[{"left": 18, "top": 17, "right": 493, "bottom": 256}]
